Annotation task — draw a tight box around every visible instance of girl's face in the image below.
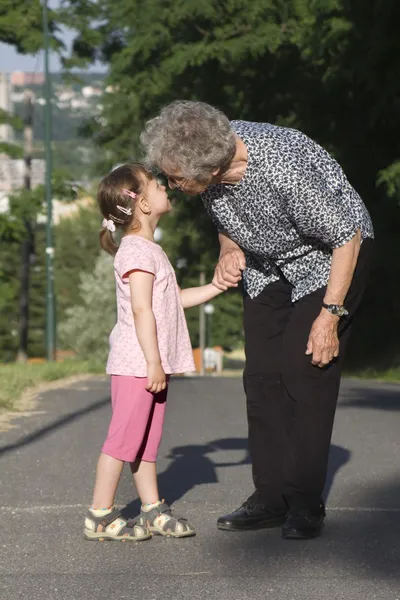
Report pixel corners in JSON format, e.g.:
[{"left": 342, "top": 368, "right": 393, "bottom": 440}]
[{"left": 145, "top": 178, "right": 171, "bottom": 216}]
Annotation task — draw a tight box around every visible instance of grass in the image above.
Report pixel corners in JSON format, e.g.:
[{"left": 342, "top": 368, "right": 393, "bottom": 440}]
[
  {"left": 1, "top": 358, "right": 399, "bottom": 413},
  {"left": 0, "top": 360, "right": 104, "bottom": 411},
  {"left": 222, "top": 363, "right": 400, "bottom": 384},
  {"left": 345, "top": 367, "right": 400, "bottom": 383}
]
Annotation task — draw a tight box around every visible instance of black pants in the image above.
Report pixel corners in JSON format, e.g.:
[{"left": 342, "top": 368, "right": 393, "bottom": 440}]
[{"left": 243, "top": 239, "right": 374, "bottom": 512}]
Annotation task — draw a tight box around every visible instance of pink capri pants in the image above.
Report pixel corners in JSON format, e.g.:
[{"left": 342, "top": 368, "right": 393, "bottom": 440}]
[{"left": 101, "top": 375, "right": 168, "bottom": 463}]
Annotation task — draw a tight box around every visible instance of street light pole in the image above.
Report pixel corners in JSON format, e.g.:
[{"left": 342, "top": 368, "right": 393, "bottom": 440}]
[
  {"left": 43, "top": 0, "right": 55, "bottom": 360},
  {"left": 199, "top": 271, "right": 206, "bottom": 375}
]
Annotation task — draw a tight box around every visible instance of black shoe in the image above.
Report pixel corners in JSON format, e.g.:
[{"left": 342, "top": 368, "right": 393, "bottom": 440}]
[
  {"left": 282, "top": 508, "right": 325, "bottom": 540},
  {"left": 217, "top": 492, "right": 287, "bottom": 532}
]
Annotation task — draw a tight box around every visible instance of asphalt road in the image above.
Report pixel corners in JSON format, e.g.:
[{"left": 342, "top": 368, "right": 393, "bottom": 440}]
[{"left": 1, "top": 376, "right": 399, "bottom": 600}]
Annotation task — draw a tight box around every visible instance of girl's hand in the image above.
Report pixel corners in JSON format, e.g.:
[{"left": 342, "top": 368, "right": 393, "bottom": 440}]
[{"left": 146, "top": 362, "right": 167, "bottom": 394}]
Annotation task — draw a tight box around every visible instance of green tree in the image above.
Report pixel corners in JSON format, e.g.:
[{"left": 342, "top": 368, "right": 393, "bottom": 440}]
[
  {"left": 0, "top": 0, "right": 61, "bottom": 53},
  {"left": 0, "top": 109, "right": 23, "bottom": 158},
  {"left": 0, "top": 238, "right": 20, "bottom": 361},
  {"left": 25, "top": 228, "right": 47, "bottom": 358},
  {"left": 0, "top": 0, "right": 68, "bottom": 362},
  {"left": 0, "top": 179, "right": 79, "bottom": 361},
  {"left": 0, "top": 224, "right": 50, "bottom": 361}
]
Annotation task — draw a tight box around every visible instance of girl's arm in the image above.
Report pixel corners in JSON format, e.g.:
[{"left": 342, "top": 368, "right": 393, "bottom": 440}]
[
  {"left": 180, "top": 283, "right": 224, "bottom": 309},
  {"left": 129, "top": 270, "right": 166, "bottom": 393}
]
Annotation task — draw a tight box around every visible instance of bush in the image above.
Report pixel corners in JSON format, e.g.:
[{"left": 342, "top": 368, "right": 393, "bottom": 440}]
[{"left": 59, "top": 251, "right": 116, "bottom": 363}]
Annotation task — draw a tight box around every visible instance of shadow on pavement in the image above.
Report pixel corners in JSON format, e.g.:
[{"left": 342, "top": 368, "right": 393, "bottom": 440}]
[
  {"left": 122, "top": 437, "right": 251, "bottom": 518},
  {"left": 324, "top": 444, "right": 351, "bottom": 500},
  {"left": 340, "top": 383, "right": 400, "bottom": 411},
  {"left": 0, "top": 396, "right": 110, "bottom": 458},
  {"left": 219, "top": 476, "right": 400, "bottom": 581},
  {"left": 121, "top": 441, "right": 350, "bottom": 519}
]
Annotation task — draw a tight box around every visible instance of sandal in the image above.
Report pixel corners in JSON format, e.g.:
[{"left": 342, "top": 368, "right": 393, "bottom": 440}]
[
  {"left": 139, "top": 501, "right": 196, "bottom": 538},
  {"left": 84, "top": 507, "right": 151, "bottom": 542}
]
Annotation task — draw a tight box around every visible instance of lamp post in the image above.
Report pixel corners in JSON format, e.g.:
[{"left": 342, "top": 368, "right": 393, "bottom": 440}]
[
  {"left": 154, "top": 227, "right": 163, "bottom": 242},
  {"left": 43, "top": 0, "right": 55, "bottom": 360},
  {"left": 204, "top": 303, "right": 215, "bottom": 348}
]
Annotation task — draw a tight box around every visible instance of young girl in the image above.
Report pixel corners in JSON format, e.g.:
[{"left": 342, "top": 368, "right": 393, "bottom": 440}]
[{"left": 84, "top": 163, "right": 224, "bottom": 542}]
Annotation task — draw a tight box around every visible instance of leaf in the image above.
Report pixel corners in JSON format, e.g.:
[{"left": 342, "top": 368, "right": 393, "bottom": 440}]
[
  {"left": 377, "top": 161, "right": 400, "bottom": 200},
  {"left": 0, "top": 109, "right": 23, "bottom": 131},
  {"left": 0, "top": 142, "right": 24, "bottom": 159}
]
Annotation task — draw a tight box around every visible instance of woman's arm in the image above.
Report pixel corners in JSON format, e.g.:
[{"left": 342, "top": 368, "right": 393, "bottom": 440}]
[
  {"left": 323, "top": 229, "right": 361, "bottom": 306},
  {"left": 306, "top": 231, "right": 362, "bottom": 368},
  {"left": 129, "top": 270, "right": 166, "bottom": 393},
  {"left": 180, "top": 282, "right": 224, "bottom": 309},
  {"left": 218, "top": 231, "right": 243, "bottom": 258}
]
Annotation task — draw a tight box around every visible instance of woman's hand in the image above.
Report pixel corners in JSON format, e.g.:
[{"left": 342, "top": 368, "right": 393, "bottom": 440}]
[
  {"left": 213, "top": 248, "right": 246, "bottom": 290},
  {"left": 306, "top": 311, "right": 340, "bottom": 368},
  {"left": 146, "top": 361, "right": 167, "bottom": 393}
]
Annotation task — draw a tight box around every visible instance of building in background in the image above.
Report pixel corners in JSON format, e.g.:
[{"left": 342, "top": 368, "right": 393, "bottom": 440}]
[
  {"left": 0, "top": 72, "right": 14, "bottom": 144},
  {"left": 10, "top": 72, "right": 45, "bottom": 87},
  {"left": 0, "top": 71, "right": 45, "bottom": 193},
  {"left": 0, "top": 158, "right": 45, "bottom": 191}
]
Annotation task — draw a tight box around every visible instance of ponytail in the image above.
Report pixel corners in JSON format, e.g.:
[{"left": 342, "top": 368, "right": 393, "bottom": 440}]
[
  {"left": 97, "top": 163, "right": 153, "bottom": 255},
  {"left": 100, "top": 228, "right": 119, "bottom": 256}
]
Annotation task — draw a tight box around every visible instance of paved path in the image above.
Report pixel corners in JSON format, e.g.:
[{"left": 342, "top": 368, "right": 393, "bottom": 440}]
[{"left": 1, "top": 376, "right": 399, "bottom": 600}]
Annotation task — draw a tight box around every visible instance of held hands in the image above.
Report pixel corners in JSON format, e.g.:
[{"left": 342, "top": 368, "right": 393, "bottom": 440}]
[
  {"left": 213, "top": 248, "right": 246, "bottom": 291},
  {"left": 306, "top": 310, "right": 340, "bottom": 368},
  {"left": 146, "top": 361, "right": 167, "bottom": 394}
]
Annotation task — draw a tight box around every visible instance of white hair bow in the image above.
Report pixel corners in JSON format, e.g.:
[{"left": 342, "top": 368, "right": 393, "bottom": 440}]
[{"left": 102, "top": 218, "right": 116, "bottom": 232}]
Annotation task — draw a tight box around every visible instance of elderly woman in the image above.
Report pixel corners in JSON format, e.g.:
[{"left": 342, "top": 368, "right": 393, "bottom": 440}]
[{"left": 140, "top": 101, "right": 374, "bottom": 539}]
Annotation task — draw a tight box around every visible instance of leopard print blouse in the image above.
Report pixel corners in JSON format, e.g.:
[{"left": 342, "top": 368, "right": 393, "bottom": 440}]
[{"left": 201, "top": 120, "right": 374, "bottom": 301}]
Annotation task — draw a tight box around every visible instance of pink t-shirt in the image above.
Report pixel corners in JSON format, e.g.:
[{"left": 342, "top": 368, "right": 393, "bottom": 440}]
[{"left": 106, "top": 235, "right": 196, "bottom": 377}]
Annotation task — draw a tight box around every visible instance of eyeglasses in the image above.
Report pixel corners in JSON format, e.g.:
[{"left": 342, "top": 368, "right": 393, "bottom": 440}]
[
  {"left": 158, "top": 173, "right": 187, "bottom": 190},
  {"left": 156, "top": 174, "right": 168, "bottom": 187}
]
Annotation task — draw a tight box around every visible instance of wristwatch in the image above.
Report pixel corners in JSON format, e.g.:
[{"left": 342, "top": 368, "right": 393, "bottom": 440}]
[{"left": 322, "top": 302, "right": 349, "bottom": 317}]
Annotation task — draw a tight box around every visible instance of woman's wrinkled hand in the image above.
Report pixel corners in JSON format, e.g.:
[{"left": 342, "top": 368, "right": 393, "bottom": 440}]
[
  {"left": 213, "top": 248, "right": 246, "bottom": 291},
  {"left": 306, "top": 311, "right": 340, "bottom": 368}
]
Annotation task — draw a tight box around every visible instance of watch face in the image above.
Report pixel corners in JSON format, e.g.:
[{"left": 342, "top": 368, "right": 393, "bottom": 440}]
[
  {"left": 324, "top": 304, "right": 348, "bottom": 316},
  {"left": 333, "top": 305, "right": 348, "bottom": 316}
]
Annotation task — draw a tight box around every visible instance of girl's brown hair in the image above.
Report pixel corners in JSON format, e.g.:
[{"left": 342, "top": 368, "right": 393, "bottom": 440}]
[{"left": 97, "top": 163, "right": 153, "bottom": 256}]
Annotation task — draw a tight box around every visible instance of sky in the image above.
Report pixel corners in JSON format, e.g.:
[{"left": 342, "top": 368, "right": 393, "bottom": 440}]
[
  {"left": 0, "top": 0, "right": 106, "bottom": 74},
  {"left": 0, "top": 32, "right": 106, "bottom": 74},
  {"left": 0, "top": 43, "right": 65, "bottom": 73}
]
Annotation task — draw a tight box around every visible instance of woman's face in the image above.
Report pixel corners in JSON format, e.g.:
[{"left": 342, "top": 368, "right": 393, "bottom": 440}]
[{"left": 164, "top": 170, "right": 212, "bottom": 196}]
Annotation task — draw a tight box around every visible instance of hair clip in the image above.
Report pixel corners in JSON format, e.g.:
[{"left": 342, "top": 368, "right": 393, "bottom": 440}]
[
  {"left": 116, "top": 204, "right": 133, "bottom": 216},
  {"left": 102, "top": 218, "right": 116, "bottom": 232},
  {"left": 122, "top": 188, "right": 137, "bottom": 200}
]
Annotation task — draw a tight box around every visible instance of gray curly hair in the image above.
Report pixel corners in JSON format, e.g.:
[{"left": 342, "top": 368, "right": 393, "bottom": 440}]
[{"left": 140, "top": 101, "right": 237, "bottom": 183}]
